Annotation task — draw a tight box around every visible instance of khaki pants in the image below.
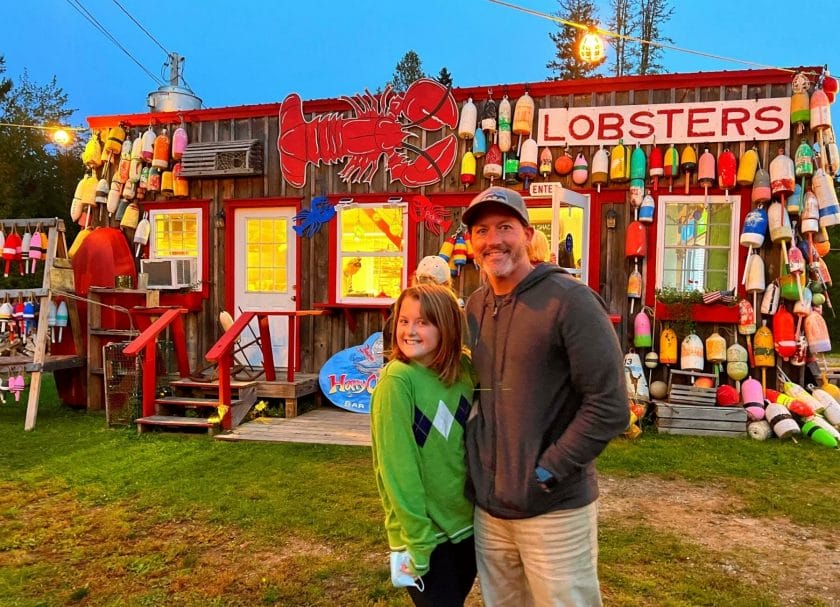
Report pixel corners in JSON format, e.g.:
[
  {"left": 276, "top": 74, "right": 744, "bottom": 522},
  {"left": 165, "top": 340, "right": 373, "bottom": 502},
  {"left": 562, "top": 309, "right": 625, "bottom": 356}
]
[{"left": 474, "top": 502, "right": 601, "bottom": 607}]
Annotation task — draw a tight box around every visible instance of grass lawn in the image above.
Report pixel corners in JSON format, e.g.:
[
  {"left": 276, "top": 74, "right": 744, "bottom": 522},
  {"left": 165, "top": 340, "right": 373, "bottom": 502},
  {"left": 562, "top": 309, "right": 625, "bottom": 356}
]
[{"left": 0, "top": 375, "right": 838, "bottom": 606}]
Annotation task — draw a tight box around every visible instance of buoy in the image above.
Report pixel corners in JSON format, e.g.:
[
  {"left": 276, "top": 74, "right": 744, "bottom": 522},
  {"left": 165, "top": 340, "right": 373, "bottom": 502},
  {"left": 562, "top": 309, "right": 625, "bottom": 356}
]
[
  {"left": 772, "top": 306, "right": 797, "bottom": 360},
  {"left": 554, "top": 147, "right": 573, "bottom": 176},
  {"left": 739, "top": 206, "right": 767, "bottom": 249},
  {"left": 161, "top": 170, "right": 174, "bottom": 196},
  {"left": 650, "top": 380, "right": 668, "bottom": 400},
  {"left": 705, "top": 331, "right": 726, "bottom": 377},
  {"left": 141, "top": 126, "right": 156, "bottom": 161},
  {"left": 765, "top": 402, "right": 801, "bottom": 439},
  {"left": 639, "top": 192, "right": 655, "bottom": 223},
  {"left": 483, "top": 144, "right": 502, "bottom": 184},
  {"left": 104, "top": 125, "right": 126, "bottom": 156},
  {"left": 473, "top": 127, "right": 486, "bottom": 157},
  {"left": 760, "top": 279, "right": 780, "bottom": 316},
  {"left": 518, "top": 138, "right": 538, "bottom": 186},
  {"left": 752, "top": 168, "right": 771, "bottom": 205},
  {"left": 460, "top": 152, "right": 476, "bottom": 190},
  {"left": 680, "top": 144, "right": 697, "bottom": 194},
  {"left": 107, "top": 179, "right": 121, "bottom": 216},
  {"left": 173, "top": 162, "right": 189, "bottom": 198},
  {"left": 663, "top": 143, "right": 679, "bottom": 192},
  {"left": 680, "top": 333, "right": 704, "bottom": 372},
  {"left": 748, "top": 420, "right": 772, "bottom": 440},
  {"left": 625, "top": 220, "right": 647, "bottom": 259},
  {"left": 610, "top": 140, "right": 629, "bottom": 183},
  {"left": 120, "top": 202, "right": 140, "bottom": 230},
  {"left": 172, "top": 124, "right": 188, "bottom": 160},
  {"left": 810, "top": 89, "right": 831, "bottom": 131},
  {"left": 512, "top": 91, "right": 534, "bottom": 138},
  {"left": 718, "top": 148, "right": 737, "bottom": 199},
  {"left": 457, "top": 97, "right": 477, "bottom": 140},
  {"left": 539, "top": 147, "right": 553, "bottom": 178},
  {"left": 572, "top": 152, "right": 588, "bottom": 185},
  {"left": 480, "top": 96, "right": 497, "bottom": 135},
  {"left": 660, "top": 327, "right": 678, "bottom": 365},
  {"left": 812, "top": 169, "right": 840, "bottom": 227},
  {"left": 754, "top": 321, "right": 775, "bottom": 388},
  {"left": 633, "top": 308, "right": 652, "bottom": 348},
  {"left": 787, "top": 183, "right": 803, "bottom": 216},
  {"left": 697, "top": 147, "right": 715, "bottom": 199},
  {"left": 801, "top": 419, "right": 838, "bottom": 448},
  {"left": 498, "top": 95, "right": 512, "bottom": 153},
  {"left": 737, "top": 299, "right": 756, "bottom": 366},
  {"left": 648, "top": 143, "right": 664, "bottom": 191},
  {"left": 769, "top": 148, "right": 795, "bottom": 200},
  {"left": 591, "top": 145, "right": 609, "bottom": 192},
  {"left": 804, "top": 310, "right": 831, "bottom": 353},
  {"left": 790, "top": 73, "right": 811, "bottom": 134},
  {"left": 741, "top": 378, "right": 765, "bottom": 421},
  {"left": 134, "top": 212, "right": 151, "bottom": 256},
  {"left": 737, "top": 145, "right": 759, "bottom": 186}
]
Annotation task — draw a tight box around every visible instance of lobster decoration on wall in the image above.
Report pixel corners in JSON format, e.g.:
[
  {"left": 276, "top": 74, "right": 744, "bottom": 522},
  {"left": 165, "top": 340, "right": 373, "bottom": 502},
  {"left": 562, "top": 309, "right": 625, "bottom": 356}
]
[{"left": 278, "top": 78, "right": 458, "bottom": 188}]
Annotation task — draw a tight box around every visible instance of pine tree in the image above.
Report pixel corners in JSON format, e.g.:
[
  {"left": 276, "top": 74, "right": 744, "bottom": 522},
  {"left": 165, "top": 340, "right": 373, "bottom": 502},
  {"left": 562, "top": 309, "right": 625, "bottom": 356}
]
[
  {"left": 436, "top": 67, "right": 453, "bottom": 88},
  {"left": 546, "top": 0, "right": 604, "bottom": 80},
  {"left": 633, "top": 0, "right": 673, "bottom": 75},
  {"left": 390, "top": 51, "right": 426, "bottom": 92}
]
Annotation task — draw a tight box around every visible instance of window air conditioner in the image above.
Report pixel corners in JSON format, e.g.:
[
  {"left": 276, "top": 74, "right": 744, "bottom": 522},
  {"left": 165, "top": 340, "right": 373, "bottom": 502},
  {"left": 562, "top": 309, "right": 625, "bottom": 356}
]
[{"left": 140, "top": 258, "right": 198, "bottom": 290}]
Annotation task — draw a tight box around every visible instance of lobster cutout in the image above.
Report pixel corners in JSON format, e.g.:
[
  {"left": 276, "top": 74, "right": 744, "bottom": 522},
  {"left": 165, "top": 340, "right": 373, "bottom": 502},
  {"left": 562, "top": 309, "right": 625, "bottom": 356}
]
[{"left": 278, "top": 79, "right": 458, "bottom": 188}]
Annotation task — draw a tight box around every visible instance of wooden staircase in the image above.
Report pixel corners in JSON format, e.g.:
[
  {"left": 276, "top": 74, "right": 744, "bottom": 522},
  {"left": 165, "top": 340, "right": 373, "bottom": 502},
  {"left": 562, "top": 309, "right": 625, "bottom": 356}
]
[{"left": 136, "top": 377, "right": 257, "bottom": 434}]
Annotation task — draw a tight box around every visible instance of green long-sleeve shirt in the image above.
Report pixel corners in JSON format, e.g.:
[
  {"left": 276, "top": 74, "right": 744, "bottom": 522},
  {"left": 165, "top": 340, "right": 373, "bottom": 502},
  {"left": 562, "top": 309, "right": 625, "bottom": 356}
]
[{"left": 370, "top": 356, "right": 475, "bottom": 575}]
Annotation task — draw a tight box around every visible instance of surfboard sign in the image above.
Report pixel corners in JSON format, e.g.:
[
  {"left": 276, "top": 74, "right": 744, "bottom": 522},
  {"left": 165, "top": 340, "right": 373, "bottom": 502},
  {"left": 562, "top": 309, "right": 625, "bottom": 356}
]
[{"left": 318, "top": 332, "right": 383, "bottom": 414}]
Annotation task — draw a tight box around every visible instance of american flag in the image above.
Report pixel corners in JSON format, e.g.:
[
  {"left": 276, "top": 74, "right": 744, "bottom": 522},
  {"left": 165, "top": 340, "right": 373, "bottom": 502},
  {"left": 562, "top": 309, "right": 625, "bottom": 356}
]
[{"left": 703, "top": 288, "right": 736, "bottom": 305}]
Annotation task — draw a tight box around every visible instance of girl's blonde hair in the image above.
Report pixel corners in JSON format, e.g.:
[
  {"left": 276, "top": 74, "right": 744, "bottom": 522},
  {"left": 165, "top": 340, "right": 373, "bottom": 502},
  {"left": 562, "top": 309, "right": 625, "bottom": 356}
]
[
  {"left": 528, "top": 229, "right": 550, "bottom": 263},
  {"left": 390, "top": 284, "right": 465, "bottom": 386}
]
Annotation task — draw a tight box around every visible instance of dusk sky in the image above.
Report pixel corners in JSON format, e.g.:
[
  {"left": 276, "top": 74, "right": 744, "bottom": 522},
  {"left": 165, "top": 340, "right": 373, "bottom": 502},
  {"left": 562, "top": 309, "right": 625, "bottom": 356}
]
[{"left": 5, "top": 0, "right": 840, "bottom": 126}]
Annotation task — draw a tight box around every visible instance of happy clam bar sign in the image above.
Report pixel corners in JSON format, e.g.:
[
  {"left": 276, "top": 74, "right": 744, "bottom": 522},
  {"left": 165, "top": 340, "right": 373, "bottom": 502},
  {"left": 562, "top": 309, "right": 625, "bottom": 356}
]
[{"left": 537, "top": 98, "right": 791, "bottom": 146}]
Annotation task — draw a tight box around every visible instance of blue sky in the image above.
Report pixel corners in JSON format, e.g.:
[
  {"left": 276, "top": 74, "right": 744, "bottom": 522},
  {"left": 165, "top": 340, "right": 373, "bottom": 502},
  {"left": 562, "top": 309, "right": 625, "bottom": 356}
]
[{"left": 5, "top": 0, "right": 840, "bottom": 126}]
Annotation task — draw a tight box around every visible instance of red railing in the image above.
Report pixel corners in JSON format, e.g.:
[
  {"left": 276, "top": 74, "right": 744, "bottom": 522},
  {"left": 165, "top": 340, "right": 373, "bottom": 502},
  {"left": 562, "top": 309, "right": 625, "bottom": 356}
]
[
  {"left": 123, "top": 307, "right": 191, "bottom": 419},
  {"left": 205, "top": 310, "right": 328, "bottom": 429}
]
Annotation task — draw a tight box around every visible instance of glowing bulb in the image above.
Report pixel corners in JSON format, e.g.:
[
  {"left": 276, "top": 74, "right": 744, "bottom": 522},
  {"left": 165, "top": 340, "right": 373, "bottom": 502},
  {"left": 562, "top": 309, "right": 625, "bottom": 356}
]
[
  {"left": 579, "top": 31, "right": 605, "bottom": 64},
  {"left": 52, "top": 129, "right": 72, "bottom": 146}
]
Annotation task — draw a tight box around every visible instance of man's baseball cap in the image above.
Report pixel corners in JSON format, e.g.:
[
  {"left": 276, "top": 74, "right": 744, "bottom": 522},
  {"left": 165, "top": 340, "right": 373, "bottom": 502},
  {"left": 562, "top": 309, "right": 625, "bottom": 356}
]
[{"left": 461, "top": 186, "right": 530, "bottom": 228}]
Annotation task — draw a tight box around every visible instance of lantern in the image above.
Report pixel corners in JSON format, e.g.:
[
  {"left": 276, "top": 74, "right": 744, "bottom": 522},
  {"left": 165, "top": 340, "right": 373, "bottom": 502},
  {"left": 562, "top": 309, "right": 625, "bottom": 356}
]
[{"left": 578, "top": 30, "right": 605, "bottom": 63}]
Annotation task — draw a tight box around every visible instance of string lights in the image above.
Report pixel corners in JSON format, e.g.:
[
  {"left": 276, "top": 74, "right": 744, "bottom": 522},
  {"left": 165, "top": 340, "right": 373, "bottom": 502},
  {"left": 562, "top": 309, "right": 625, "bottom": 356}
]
[
  {"left": 0, "top": 122, "right": 86, "bottom": 146},
  {"left": 488, "top": 0, "right": 817, "bottom": 73}
]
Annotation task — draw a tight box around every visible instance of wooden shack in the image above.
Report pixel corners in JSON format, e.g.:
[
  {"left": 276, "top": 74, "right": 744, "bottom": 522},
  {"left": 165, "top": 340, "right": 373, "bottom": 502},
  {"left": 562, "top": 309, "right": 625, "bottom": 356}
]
[{"left": 82, "top": 66, "right": 837, "bottom": 414}]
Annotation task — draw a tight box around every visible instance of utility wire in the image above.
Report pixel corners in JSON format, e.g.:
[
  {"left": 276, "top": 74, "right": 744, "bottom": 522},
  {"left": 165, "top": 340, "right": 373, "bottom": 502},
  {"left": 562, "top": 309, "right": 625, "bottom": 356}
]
[
  {"left": 488, "top": 0, "right": 813, "bottom": 75},
  {"left": 111, "top": 0, "right": 169, "bottom": 56},
  {"left": 64, "top": 0, "right": 165, "bottom": 86}
]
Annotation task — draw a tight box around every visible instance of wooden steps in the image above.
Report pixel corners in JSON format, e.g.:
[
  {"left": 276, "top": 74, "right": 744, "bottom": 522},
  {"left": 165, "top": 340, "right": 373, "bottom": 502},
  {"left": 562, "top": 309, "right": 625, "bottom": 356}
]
[{"left": 135, "top": 378, "right": 257, "bottom": 434}]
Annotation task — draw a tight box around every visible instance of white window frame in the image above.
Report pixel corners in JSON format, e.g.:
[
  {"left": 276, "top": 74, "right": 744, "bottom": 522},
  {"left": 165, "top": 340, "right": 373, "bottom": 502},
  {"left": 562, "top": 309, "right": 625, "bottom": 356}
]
[
  {"left": 655, "top": 195, "right": 740, "bottom": 293},
  {"left": 147, "top": 207, "right": 204, "bottom": 291},
  {"left": 335, "top": 201, "right": 408, "bottom": 305}
]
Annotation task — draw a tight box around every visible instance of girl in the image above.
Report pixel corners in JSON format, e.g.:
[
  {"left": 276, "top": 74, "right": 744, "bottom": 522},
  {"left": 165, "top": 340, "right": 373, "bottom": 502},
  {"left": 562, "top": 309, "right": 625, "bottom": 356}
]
[{"left": 371, "top": 284, "right": 476, "bottom": 607}]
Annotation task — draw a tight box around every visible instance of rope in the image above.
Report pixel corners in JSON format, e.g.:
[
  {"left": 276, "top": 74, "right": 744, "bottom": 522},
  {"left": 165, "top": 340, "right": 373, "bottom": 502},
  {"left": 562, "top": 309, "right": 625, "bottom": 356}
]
[{"left": 52, "top": 289, "right": 135, "bottom": 331}]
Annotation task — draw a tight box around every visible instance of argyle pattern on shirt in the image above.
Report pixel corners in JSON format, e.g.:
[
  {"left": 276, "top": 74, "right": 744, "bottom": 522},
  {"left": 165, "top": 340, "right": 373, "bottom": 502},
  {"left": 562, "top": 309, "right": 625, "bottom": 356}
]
[{"left": 413, "top": 394, "right": 471, "bottom": 447}]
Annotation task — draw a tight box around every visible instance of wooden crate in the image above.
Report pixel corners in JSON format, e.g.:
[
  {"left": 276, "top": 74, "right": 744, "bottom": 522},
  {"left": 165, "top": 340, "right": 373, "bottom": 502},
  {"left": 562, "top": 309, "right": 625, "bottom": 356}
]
[
  {"left": 667, "top": 369, "right": 718, "bottom": 406},
  {"left": 655, "top": 401, "right": 747, "bottom": 437}
]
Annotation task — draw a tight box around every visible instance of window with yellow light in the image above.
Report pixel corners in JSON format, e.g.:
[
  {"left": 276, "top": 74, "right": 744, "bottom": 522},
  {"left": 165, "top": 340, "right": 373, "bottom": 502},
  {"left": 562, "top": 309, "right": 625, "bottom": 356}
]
[
  {"left": 336, "top": 203, "right": 406, "bottom": 303},
  {"left": 245, "top": 217, "right": 288, "bottom": 293},
  {"left": 149, "top": 209, "right": 203, "bottom": 290},
  {"left": 529, "top": 206, "right": 585, "bottom": 273}
]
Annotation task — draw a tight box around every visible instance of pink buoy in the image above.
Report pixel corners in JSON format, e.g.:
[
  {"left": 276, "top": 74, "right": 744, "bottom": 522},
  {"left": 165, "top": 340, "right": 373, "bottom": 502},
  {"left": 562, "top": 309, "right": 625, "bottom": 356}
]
[{"left": 741, "top": 378, "right": 765, "bottom": 421}]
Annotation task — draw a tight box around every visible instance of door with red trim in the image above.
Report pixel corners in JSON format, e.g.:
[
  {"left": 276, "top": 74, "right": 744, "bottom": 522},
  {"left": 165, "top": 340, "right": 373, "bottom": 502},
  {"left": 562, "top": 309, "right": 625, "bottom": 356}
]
[{"left": 233, "top": 208, "right": 297, "bottom": 368}]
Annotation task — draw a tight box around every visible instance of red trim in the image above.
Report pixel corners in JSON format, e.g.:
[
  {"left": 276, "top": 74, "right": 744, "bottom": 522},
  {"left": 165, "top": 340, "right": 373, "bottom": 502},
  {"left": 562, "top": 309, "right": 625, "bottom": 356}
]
[
  {"left": 222, "top": 197, "right": 302, "bottom": 315},
  {"left": 655, "top": 302, "right": 740, "bottom": 324},
  {"left": 87, "top": 67, "right": 823, "bottom": 128},
  {"left": 142, "top": 199, "right": 211, "bottom": 300}
]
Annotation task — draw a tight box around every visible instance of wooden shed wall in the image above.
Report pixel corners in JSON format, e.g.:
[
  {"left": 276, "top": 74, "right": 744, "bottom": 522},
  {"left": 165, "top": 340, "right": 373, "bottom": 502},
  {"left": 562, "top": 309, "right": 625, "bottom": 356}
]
[{"left": 94, "top": 68, "right": 806, "bottom": 373}]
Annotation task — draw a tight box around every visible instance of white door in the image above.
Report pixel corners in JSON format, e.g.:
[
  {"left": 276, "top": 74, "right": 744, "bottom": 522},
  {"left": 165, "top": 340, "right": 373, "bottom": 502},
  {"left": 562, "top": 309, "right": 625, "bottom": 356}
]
[
  {"left": 551, "top": 188, "right": 590, "bottom": 284},
  {"left": 233, "top": 208, "right": 297, "bottom": 368}
]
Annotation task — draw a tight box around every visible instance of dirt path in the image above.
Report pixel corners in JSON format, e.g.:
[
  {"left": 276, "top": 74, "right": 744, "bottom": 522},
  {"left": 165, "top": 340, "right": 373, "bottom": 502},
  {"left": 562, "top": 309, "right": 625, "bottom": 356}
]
[{"left": 598, "top": 475, "right": 840, "bottom": 606}]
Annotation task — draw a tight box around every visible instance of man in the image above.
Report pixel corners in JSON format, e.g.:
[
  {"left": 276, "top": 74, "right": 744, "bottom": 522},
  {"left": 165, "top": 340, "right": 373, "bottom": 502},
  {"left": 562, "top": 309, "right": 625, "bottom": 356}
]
[{"left": 462, "top": 186, "right": 628, "bottom": 606}]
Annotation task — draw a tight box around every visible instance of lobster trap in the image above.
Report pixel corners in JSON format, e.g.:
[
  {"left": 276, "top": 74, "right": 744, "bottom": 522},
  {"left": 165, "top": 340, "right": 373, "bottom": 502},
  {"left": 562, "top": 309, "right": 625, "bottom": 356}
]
[{"left": 103, "top": 342, "right": 141, "bottom": 426}]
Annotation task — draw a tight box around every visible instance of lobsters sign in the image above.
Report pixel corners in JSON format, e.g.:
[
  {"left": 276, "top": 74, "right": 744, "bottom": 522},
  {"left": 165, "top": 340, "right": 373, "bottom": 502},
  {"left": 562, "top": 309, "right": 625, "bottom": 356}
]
[{"left": 537, "top": 98, "right": 791, "bottom": 146}]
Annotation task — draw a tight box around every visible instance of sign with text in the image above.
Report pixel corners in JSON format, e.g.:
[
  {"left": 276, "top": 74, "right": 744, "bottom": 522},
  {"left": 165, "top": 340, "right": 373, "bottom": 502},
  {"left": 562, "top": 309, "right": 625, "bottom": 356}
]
[{"left": 537, "top": 98, "right": 790, "bottom": 146}]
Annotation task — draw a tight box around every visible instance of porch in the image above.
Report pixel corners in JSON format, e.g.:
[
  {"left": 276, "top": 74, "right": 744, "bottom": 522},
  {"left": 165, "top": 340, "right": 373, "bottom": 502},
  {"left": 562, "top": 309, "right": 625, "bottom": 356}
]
[{"left": 215, "top": 405, "right": 371, "bottom": 446}]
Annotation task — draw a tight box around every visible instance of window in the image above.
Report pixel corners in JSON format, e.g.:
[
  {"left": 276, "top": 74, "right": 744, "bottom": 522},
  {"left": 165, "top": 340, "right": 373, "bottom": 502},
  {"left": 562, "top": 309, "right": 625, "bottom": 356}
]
[
  {"left": 656, "top": 195, "right": 739, "bottom": 293},
  {"left": 529, "top": 205, "right": 585, "bottom": 275},
  {"left": 336, "top": 202, "right": 407, "bottom": 304},
  {"left": 245, "top": 217, "right": 288, "bottom": 293},
  {"left": 148, "top": 208, "right": 203, "bottom": 290}
]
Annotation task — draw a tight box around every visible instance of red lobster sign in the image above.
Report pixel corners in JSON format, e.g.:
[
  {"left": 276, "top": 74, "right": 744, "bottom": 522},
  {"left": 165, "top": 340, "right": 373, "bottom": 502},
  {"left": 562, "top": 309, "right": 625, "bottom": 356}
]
[{"left": 278, "top": 79, "right": 458, "bottom": 188}]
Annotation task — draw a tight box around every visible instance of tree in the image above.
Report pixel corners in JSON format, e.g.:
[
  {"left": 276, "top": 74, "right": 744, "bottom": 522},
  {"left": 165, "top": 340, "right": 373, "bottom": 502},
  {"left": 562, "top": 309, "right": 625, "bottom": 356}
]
[
  {"left": 607, "top": 0, "right": 635, "bottom": 77},
  {"left": 0, "top": 58, "right": 79, "bottom": 230},
  {"left": 390, "top": 50, "right": 426, "bottom": 92},
  {"left": 436, "top": 67, "right": 453, "bottom": 89},
  {"left": 546, "top": 0, "right": 604, "bottom": 80},
  {"left": 633, "top": 0, "right": 673, "bottom": 75}
]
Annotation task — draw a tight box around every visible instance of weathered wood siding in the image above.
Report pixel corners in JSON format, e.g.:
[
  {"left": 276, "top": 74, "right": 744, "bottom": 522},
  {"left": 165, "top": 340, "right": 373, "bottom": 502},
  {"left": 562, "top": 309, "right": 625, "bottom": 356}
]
[{"left": 102, "top": 68, "right": 804, "bottom": 372}]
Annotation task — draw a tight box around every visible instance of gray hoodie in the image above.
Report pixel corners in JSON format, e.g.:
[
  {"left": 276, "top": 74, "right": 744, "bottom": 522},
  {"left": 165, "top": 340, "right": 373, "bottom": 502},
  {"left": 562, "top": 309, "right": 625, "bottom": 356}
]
[{"left": 465, "top": 264, "right": 629, "bottom": 519}]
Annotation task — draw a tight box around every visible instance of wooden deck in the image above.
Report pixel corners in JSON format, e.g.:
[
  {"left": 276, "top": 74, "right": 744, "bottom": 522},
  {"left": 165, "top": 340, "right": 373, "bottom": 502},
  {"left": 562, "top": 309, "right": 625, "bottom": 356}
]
[{"left": 215, "top": 406, "right": 371, "bottom": 447}]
